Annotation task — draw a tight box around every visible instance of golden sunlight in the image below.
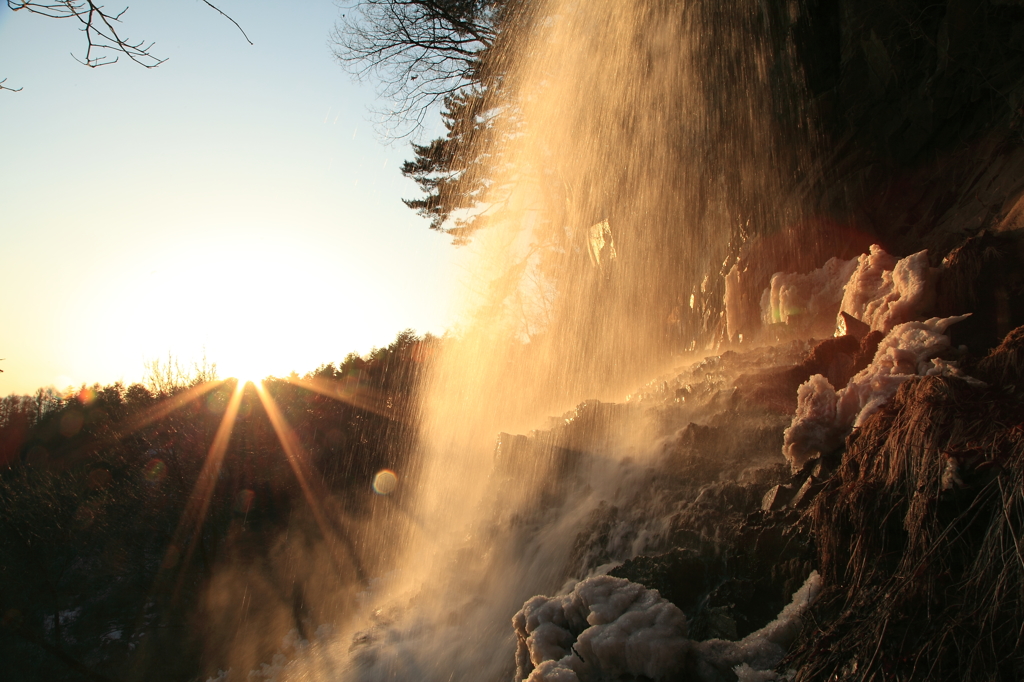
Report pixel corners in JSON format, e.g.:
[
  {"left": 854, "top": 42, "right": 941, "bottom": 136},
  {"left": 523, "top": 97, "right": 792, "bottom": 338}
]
[
  {"left": 228, "top": 365, "right": 268, "bottom": 387},
  {"left": 126, "top": 235, "right": 321, "bottom": 382}
]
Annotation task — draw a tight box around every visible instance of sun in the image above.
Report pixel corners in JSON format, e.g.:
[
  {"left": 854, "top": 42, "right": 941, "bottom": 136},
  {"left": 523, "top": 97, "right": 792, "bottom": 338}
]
[
  {"left": 228, "top": 365, "right": 268, "bottom": 386},
  {"left": 218, "top": 340, "right": 280, "bottom": 386},
  {"left": 220, "top": 352, "right": 275, "bottom": 386}
]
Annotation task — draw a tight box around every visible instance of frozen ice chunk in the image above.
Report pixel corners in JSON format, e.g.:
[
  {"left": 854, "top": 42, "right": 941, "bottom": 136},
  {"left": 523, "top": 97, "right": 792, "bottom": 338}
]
[
  {"left": 924, "top": 357, "right": 987, "bottom": 387},
  {"left": 837, "top": 315, "right": 969, "bottom": 429},
  {"left": 726, "top": 263, "right": 748, "bottom": 341},
  {"left": 514, "top": 575, "right": 690, "bottom": 682}
]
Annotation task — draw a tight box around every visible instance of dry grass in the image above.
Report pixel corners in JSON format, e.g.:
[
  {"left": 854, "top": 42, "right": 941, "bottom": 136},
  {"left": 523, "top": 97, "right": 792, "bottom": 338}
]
[{"left": 786, "top": 328, "right": 1024, "bottom": 680}]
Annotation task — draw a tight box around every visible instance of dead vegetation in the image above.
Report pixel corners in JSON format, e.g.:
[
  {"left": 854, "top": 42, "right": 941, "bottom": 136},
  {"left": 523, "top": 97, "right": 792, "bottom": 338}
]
[{"left": 786, "top": 326, "right": 1024, "bottom": 680}]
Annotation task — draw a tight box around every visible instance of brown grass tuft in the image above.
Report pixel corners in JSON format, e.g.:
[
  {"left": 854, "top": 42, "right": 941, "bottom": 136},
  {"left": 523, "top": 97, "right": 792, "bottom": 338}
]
[{"left": 786, "top": 326, "right": 1024, "bottom": 680}]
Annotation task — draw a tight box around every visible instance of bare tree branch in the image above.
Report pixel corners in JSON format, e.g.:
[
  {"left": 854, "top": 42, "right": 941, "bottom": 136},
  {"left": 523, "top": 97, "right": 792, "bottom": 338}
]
[
  {"left": 6, "top": 0, "right": 250, "bottom": 74},
  {"left": 331, "top": 0, "right": 506, "bottom": 138},
  {"left": 10, "top": 1, "right": 168, "bottom": 68},
  {"left": 198, "top": 0, "right": 252, "bottom": 45}
]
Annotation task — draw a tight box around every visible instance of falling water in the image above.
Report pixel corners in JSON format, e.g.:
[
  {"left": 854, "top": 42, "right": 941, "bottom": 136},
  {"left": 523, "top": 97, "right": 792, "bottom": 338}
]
[{"left": 283, "top": 1, "right": 854, "bottom": 680}]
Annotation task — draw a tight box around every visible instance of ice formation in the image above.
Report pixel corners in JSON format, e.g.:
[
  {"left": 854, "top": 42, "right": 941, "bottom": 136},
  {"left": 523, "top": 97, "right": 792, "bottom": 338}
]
[
  {"left": 760, "top": 256, "right": 858, "bottom": 327},
  {"left": 783, "top": 315, "right": 972, "bottom": 469},
  {"left": 779, "top": 374, "right": 842, "bottom": 469},
  {"left": 513, "top": 572, "right": 821, "bottom": 682},
  {"left": 693, "top": 571, "right": 821, "bottom": 682},
  {"left": 837, "top": 315, "right": 972, "bottom": 428},
  {"left": 838, "top": 246, "right": 937, "bottom": 334},
  {"left": 725, "top": 262, "right": 749, "bottom": 341},
  {"left": 513, "top": 575, "right": 689, "bottom": 682}
]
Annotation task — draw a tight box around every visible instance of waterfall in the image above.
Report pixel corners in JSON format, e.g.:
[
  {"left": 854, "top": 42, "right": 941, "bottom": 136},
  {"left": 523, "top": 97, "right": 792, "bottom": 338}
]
[{"left": 283, "top": 2, "right": 847, "bottom": 680}]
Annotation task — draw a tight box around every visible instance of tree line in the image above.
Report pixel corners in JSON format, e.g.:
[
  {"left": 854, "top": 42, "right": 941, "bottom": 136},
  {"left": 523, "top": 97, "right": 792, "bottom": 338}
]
[{"left": 0, "top": 330, "right": 436, "bottom": 682}]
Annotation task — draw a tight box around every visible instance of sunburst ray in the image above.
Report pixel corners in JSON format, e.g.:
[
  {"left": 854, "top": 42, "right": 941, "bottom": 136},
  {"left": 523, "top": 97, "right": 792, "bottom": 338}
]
[
  {"left": 161, "top": 379, "right": 246, "bottom": 598},
  {"left": 253, "top": 381, "right": 368, "bottom": 584},
  {"left": 284, "top": 375, "right": 397, "bottom": 420}
]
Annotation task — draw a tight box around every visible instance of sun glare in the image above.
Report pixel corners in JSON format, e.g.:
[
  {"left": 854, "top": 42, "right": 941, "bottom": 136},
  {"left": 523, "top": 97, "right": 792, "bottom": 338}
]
[
  {"left": 230, "top": 371, "right": 265, "bottom": 386},
  {"left": 223, "top": 354, "right": 271, "bottom": 386},
  {"left": 118, "top": 233, "right": 387, "bottom": 388}
]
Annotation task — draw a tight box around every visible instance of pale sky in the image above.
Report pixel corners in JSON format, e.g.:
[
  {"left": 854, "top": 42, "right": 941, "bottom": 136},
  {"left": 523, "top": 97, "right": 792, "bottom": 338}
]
[{"left": 0, "top": 0, "right": 461, "bottom": 395}]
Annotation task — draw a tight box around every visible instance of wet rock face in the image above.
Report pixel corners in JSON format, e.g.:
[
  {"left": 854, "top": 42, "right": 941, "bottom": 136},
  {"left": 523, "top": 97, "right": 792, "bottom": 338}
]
[
  {"left": 589, "top": 339, "right": 867, "bottom": 651},
  {"left": 936, "top": 230, "right": 1024, "bottom": 352},
  {"left": 794, "top": 0, "right": 1024, "bottom": 163},
  {"left": 603, "top": 454, "right": 823, "bottom": 645},
  {"left": 608, "top": 548, "right": 711, "bottom": 617},
  {"left": 490, "top": 342, "right": 819, "bottom": 645},
  {"left": 732, "top": 332, "right": 879, "bottom": 414},
  {"left": 781, "top": 0, "right": 1024, "bottom": 271}
]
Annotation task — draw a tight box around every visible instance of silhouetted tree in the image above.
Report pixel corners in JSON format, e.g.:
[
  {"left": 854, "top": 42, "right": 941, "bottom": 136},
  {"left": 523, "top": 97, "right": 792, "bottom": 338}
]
[
  {"left": 331, "top": 0, "right": 513, "bottom": 135},
  {"left": 401, "top": 87, "right": 501, "bottom": 241},
  {"left": 0, "top": 329, "right": 437, "bottom": 681}
]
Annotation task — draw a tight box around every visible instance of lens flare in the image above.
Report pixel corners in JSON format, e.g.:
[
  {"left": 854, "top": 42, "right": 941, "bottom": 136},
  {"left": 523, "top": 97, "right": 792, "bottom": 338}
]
[
  {"left": 59, "top": 410, "right": 84, "bottom": 437},
  {"left": 234, "top": 489, "right": 255, "bottom": 513},
  {"left": 143, "top": 458, "right": 167, "bottom": 483},
  {"left": 373, "top": 469, "right": 398, "bottom": 495},
  {"left": 284, "top": 375, "right": 393, "bottom": 419},
  {"left": 151, "top": 379, "right": 246, "bottom": 601}
]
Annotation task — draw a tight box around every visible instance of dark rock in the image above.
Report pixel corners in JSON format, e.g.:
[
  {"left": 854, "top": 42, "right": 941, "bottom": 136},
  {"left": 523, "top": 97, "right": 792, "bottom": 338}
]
[
  {"left": 693, "top": 482, "right": 750, "bottom": 512},
  {"left": 789, "top": 475, "right": 825, "bottom": 509},
  {"left": 698, "top": 606, "right": 739, "bottom": 641},
  {"left": 811, "top": 453, "right": 839, "bottom": 480},
  {"left": 853, "top": 330, "right": 885, "bottom": 374},
  {"left": 761, "top": 483, "right": 797, "bottom": 511},
  {"left": 493, "top": 432, "right": 531, "bottom": 474},
  {"left": 804, "top": 334, "right": 862, "bottom": 389},
  {"left": 566, "top": 502, "right": 620, "bottom": 575},
  {"left": 936, "top": 231, "right": 1024, "bottom": 353},
  {"left": 609, "top": 548, "right": 713, "bottom": 616},
  {"left": 691, "top": 577, "right": 787, "bottom": 641},
  {"left": 836, "top": 312, "right": 871, "bottom": 340},
  {"left": 735, "top": 334, "right": 862, "bottom": 412}
]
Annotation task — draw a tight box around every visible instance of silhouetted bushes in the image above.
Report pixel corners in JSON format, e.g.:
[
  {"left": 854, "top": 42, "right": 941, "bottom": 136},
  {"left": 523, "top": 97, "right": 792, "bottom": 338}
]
[{"left": 0, "top": 330, "right": 436, "bottom": 682}]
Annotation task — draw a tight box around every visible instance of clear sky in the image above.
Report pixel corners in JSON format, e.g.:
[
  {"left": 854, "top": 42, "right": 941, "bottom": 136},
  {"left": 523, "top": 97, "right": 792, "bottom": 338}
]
[{"left": 0, "top": 0, "right": 461, "bottom": 395}]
